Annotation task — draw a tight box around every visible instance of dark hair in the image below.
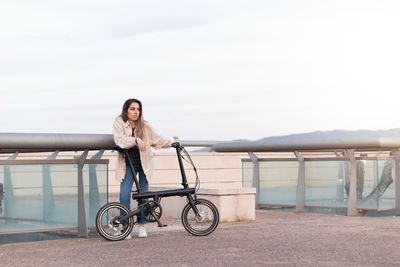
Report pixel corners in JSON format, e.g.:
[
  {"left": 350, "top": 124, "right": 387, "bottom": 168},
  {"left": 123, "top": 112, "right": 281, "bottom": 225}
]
[{"left": 121, "top": 98, "right": 144, "bottom": 139}]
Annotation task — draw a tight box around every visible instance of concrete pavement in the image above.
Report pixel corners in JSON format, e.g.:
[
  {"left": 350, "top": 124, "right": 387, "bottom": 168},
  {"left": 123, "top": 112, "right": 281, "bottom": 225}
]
[{"left": 2, "top": 210, "right": 400, "bottom": 266}]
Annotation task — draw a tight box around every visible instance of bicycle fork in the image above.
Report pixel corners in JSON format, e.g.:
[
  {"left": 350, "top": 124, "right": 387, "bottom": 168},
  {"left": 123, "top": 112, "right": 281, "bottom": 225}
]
[{"left": 188, "top": 194, "right": 200, "bottom": 215}]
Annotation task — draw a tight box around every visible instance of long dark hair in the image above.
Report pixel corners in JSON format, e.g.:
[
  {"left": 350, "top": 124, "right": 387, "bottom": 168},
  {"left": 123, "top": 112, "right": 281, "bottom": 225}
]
[{"left": 120, "top": 98, "right": 144, "bottom": 139}]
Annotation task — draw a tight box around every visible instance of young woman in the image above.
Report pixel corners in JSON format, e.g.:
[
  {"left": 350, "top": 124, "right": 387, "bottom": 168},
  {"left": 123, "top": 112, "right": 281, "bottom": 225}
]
[{"left": 113, "top": 98, "right": 174, "bottom": 239}]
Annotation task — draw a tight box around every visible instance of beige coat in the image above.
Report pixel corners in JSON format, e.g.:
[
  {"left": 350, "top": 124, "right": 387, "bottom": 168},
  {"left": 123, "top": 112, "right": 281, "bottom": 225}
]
[{"left": 113, "top": 115, "right": 172, "bottom": 183}]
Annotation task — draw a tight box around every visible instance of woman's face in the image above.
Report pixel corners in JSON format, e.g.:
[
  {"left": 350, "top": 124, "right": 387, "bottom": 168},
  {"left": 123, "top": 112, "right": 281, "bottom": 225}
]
[{"left": 127, "top": 102, "right": 140, "bottom": 122}]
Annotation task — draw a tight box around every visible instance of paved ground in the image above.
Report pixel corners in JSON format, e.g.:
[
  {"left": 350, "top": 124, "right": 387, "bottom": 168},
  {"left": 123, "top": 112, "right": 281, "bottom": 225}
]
[{"left": 2, "top": 210, "right": 400, "bottom": 266}]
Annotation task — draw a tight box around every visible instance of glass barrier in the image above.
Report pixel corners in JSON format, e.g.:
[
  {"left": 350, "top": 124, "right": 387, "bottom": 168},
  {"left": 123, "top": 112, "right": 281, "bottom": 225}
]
[
  {"left": 244, "top": 158, "right": 396, "bottom": 211},
  {"left": 258, "top": 161, "right": 298, "bottom": 205},
  {"left": 0, "top": 162, "right": 108, "bottom": 233},
  {"left": 358, "top": 160, "right": 395, "bottom": 210},
  {"left": 305, "top": 161, "right": 347, "bottom": 208},
  {"left": 242, "top": 161, "right": 253, "bottom": 188},
  {"left": 83, "top": 164, "right": 108, "bottom": 226}
]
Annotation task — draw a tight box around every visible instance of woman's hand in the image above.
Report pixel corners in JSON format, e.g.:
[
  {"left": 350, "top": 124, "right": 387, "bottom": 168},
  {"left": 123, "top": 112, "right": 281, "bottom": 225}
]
[{"left": 135, "top": 137, "right": 146, "bottom": 152}]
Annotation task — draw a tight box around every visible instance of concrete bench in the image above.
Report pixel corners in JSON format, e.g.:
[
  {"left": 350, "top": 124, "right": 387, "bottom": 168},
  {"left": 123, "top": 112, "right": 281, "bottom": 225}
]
[{"left": 149, "top": 186, "right": 256, "bottom": 222}]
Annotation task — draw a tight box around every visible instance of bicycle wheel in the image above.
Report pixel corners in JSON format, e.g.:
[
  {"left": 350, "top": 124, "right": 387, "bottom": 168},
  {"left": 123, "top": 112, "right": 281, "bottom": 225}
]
[
  {"left": 96, "top": 202, "right": 134, "bottom": 241},
  {"left": 181, "top": 198, "right": 219, "bottom": 236}
]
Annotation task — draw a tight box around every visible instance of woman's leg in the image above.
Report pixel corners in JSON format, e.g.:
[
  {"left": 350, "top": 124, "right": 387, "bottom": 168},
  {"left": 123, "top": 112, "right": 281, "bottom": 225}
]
[
  {"left": 120, "top": 159, "right": 135, "bottom": 213},
  {"left": 136, "top": 167, "right": 149, "bottom": 225},
  {"left": 129, "top": 154, "right": 148, "bottom": 237},
  {"left": 135, "top": 166, "right": 148, "bottom": 238},
  {"left": 129, "top": 154, "right": 149, "bottom": 225}
]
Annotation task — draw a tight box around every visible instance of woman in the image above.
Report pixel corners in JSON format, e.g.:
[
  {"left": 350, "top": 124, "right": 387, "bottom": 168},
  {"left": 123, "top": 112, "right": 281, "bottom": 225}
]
[{"left": 113, "top": 98, "right": 174, "bottom": 239}]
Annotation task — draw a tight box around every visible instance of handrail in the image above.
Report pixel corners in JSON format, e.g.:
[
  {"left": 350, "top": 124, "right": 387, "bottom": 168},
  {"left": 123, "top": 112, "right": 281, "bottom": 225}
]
[
  {"left": 0, "top": 133, "right": 114, "bottom": 151},
  {"left": 213, "top": 136, "right": 400, "bottom": 152},
  {"left": 0, "top": 133, "right": 223, "bottom": 153}
]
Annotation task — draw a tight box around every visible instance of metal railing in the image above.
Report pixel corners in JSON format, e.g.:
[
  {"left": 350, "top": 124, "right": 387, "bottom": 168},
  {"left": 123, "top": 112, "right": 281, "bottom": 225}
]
[
  {"left": 0, "top": 133, "right": 222, "bottom": 237},
  {"left": 213, "top": 136, "right": 400, "bottom": 216},
  {"left": 0, "top": 151, "right": 108, "bottom": 237}
]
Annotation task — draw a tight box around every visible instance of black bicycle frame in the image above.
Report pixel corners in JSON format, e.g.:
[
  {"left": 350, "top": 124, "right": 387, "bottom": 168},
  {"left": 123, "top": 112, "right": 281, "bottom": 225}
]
[{"left": 112, "top": 143, "right": 199, "bottom": 222}]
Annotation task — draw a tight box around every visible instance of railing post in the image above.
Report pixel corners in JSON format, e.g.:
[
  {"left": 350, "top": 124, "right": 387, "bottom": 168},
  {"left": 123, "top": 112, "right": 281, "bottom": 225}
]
[
  {"left": 89, "top": 150, "right": 104, "bottom": 224},
  {"left": 42, "top": 151, "right": 58, "bottom": 221},
  {"left": 248, "top": 152, "right": 259, "bottom": 209},
  {"left": 394, "top": 149, "right": 400, "bottom": 216},
  {"left": 4, "top": 153, "right": 18, "bottom": 218},
  {"left": 78, "top": 150, "right": 89, "bottom": 237},
  {"left": 347, "top": 149, "right": 358, "bottom": 216},
  {"left": 295, "top": 151, "right": 305, "bottom": 212}
]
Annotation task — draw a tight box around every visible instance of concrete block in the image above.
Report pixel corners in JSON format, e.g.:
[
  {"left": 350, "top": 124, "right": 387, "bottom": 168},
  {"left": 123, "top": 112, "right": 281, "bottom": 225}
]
[{"left": 149, "top": 186, "right": 256, "bottom": 222}]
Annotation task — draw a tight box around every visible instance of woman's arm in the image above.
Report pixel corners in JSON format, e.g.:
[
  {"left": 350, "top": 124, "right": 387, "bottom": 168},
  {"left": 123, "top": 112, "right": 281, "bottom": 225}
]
[
  {"left": 148, "top": 124, "right": 173, "bottom": 149},
  {"left": 113, "top": 117, "right": 137, "bottom": 149}
]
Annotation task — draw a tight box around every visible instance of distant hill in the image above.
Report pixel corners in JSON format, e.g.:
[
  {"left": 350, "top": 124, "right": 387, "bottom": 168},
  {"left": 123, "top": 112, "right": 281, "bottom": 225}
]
[
  {"left": 258, "top": 128, "right": 400, "bottom": 142},
  {"left": 192, "top": 129, "right": 400, "bottom": 152}
]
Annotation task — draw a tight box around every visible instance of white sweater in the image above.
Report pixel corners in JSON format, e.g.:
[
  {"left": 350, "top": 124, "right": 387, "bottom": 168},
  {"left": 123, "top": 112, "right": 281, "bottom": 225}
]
[{"left": 113, "top": 115, "right": 172, "bottom": 183}]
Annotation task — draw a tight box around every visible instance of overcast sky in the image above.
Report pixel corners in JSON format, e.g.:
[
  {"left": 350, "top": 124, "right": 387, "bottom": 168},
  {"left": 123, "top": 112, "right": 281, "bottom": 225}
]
[{"left": 1, "top": 0, "right": 400, "bottom": 141}]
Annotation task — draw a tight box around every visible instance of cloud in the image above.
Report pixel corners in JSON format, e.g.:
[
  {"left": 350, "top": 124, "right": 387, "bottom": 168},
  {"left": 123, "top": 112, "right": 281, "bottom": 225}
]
[{"left": 0, "top": 0, "right": 220, "bottom": 41}]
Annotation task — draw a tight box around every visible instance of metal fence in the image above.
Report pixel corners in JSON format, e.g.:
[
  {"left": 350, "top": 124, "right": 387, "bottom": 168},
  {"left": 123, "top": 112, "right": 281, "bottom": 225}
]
[
  {"left": 0, "top": 151, "right": 108, "bottom": 237},
  {"left": 0, "top": 133, "right": 220, "bottom": 237},
  {"left": 213, "top": 136, "right": 400, "bottom": 216}
]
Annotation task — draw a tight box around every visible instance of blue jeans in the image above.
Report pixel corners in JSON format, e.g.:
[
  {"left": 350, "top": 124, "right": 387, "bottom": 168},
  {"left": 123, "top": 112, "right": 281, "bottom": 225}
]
[{"left": 120, "top": 153, "right": 148, "bottom": 224}]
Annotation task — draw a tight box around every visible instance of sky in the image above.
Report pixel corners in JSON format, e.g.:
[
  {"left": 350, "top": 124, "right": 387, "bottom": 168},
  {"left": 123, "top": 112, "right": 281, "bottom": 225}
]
[{"left": 1, "top": 0, "right": 400, "bottom": 141}]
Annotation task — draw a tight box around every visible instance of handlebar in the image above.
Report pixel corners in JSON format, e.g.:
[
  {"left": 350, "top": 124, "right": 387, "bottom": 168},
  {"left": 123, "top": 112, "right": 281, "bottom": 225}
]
[
  {"left": 171, "top": 142, "right": 182, "bottom": 149},
  {"left": 113, "top": 143, "right": 183, "bottom": 152}
]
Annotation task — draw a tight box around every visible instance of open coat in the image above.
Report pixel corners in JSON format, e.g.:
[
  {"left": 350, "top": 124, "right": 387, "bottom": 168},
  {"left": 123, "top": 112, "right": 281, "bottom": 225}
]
[{"left": 113, "top": 115, "right": 172, "bottom": 183}]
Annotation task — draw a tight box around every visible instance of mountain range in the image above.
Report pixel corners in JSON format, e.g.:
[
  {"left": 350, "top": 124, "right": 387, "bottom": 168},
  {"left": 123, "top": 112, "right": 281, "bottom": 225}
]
[
  {"left": 258, "top": 128, "right": 400, "bottom": 142},
  {"left": 193, "top": 129, "right": 400, "bottom": 152}
]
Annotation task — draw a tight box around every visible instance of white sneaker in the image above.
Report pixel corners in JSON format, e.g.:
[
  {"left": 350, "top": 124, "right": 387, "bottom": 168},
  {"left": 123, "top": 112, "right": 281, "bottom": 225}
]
[
  {"left": 125, "top": 233, "right": 132, "bottom": 240},
  {"left": 138, "top": 226, "right": 147, "bottom": 238}
]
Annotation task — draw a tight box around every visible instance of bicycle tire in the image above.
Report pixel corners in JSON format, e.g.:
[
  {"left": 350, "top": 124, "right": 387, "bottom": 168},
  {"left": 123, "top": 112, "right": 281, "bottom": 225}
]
[
  {"left": 96, "top": 202, "right": 134, "bottom": 241},
  {"left": 181, "top": 198, "right": 219, "bottom": 236}
]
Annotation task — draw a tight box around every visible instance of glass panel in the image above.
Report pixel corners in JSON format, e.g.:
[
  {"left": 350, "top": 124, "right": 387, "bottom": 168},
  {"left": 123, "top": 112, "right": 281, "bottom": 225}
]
[
  {"left": 0, "top": 167, "right": 4, "bottom": 218},
  {"left": 242, "top": 162, "right": 253, "bottom": 188},
  {"left": 246, "top": 157, "right": 396, "bottom": 212},
  {"left": 48, "top": 164, "right": 78, "bottom": 225},
  {"left": 358, "top": 160, "right": 395, "bottom": 209},
  {"left": 305, "top": 161, "right": 346, "bottom": 208},
  {"left": 83, "top": 164, "right": 108, "bottom": 226},
  {"left": 258, "top": 161, "right": 298, "bottom": 205},
  {"left": 378, "top": 160, "right": 395, "bottom": 209},
  {"left": 0, "top": 173, "right": 3, "bottom": 216},
  {"left": 3, "top": 165, "right": 45, "bottom": 221},
  {"left": 0, "top": 163, "right": 108, "bottom": 233}
]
